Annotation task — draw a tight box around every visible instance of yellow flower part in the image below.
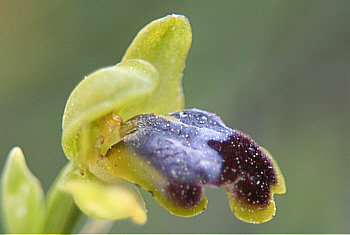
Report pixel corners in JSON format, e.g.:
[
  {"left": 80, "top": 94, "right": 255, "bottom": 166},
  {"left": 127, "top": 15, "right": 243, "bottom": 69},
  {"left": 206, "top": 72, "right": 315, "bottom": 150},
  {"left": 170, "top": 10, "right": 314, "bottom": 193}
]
[{"left": 60, "top": 169, "right": 147, "bottom": 224}]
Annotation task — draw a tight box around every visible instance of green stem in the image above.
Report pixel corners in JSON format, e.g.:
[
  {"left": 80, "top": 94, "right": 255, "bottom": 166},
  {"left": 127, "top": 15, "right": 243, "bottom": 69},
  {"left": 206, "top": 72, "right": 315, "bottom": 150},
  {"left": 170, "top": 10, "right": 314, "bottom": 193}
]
[{"left": 43, "top": 162, "right": 82, "bottom": 234}]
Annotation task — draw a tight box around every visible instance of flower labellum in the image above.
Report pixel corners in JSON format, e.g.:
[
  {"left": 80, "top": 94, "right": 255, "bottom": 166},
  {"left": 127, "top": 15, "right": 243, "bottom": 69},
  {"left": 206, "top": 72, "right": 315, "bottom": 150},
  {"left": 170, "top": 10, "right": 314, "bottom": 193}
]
[{"left": 102, "top": 109, "right": 286, "bottom": 223}]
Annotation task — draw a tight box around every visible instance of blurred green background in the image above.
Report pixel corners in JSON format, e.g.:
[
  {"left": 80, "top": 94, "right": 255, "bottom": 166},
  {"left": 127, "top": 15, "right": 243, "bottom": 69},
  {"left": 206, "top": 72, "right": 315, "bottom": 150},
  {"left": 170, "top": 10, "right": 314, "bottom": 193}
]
[{"left": 1, "top": 0, "right": 350, "bottom": 233}]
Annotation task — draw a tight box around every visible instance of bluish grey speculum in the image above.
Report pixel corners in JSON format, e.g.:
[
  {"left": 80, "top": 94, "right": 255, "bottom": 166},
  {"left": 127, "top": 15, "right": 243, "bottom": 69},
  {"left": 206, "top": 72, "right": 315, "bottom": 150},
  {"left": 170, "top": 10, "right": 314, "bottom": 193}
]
[{"left": 108, "top": 109, "right": 277, "bottom": 208}]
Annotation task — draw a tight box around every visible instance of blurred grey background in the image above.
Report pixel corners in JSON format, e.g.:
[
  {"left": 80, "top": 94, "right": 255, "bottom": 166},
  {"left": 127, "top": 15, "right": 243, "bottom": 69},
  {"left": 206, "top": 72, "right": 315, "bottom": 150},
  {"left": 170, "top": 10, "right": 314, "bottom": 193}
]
[{"left": 1, "top": 1, "right": 350, "bottom": 233}]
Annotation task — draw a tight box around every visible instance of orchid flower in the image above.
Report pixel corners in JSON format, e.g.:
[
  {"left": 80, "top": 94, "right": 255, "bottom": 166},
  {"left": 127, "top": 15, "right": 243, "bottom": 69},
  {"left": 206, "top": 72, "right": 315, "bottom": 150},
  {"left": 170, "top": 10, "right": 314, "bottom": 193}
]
[
  {"left": 61, "top": 14, "right": 285, "bottom": 224},
  {"left": 1, "top": 14, "right": 286, "bottom": 234}
]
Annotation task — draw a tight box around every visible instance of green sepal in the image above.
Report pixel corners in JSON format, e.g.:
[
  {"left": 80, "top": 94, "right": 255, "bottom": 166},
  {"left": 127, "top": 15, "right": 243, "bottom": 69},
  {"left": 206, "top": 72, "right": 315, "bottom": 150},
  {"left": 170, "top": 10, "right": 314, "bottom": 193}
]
[
  {"left": 0, "top": 147, "right": 46, "bottom": 233},
  {"left": 62, "top": 14, "right": 192, "bottom": 176},
  {"left": 122, "top": 14, "right": 192, "bottom": 114}
]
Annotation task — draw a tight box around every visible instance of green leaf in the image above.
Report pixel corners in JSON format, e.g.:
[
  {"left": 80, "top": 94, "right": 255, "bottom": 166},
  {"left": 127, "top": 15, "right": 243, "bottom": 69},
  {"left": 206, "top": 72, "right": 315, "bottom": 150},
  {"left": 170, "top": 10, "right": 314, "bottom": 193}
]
[
  {"left": 43, "top": 162, "right": 82, "bottom": 234},
  {"left": 0, "top": 147, "right": 46, "bottom": 233},
  {"left": 60, "top": 169, "right": 147, "bottom": 225}
]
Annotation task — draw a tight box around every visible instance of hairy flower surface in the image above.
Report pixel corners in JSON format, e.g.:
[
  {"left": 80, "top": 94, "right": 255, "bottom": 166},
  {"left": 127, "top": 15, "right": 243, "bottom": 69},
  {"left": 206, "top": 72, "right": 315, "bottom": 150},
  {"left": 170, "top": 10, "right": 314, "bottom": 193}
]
[{"left": 102, "top": 109, "right": 285, "bottom": 223}]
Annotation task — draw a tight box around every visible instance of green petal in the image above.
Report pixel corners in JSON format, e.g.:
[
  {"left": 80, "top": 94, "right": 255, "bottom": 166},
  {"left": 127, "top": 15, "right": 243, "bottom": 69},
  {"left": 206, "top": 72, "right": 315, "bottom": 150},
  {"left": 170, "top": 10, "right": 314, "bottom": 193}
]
[
  {"left": 60, "top": 169, "right": 147, "bottom": 224},
  {"left": 0, "top": 147, "right": 46, "bottom": 233}
]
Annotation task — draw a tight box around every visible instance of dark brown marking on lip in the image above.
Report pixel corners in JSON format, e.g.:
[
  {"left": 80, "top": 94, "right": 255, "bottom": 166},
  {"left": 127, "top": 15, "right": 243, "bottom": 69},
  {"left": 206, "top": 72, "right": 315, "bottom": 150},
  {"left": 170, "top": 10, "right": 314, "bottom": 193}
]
[
  {"left": 167, "top": 181, "right": 203, "bottom": 208},
  {"left": 208, "top": 131, "right": 277, "bottom": 207}
]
